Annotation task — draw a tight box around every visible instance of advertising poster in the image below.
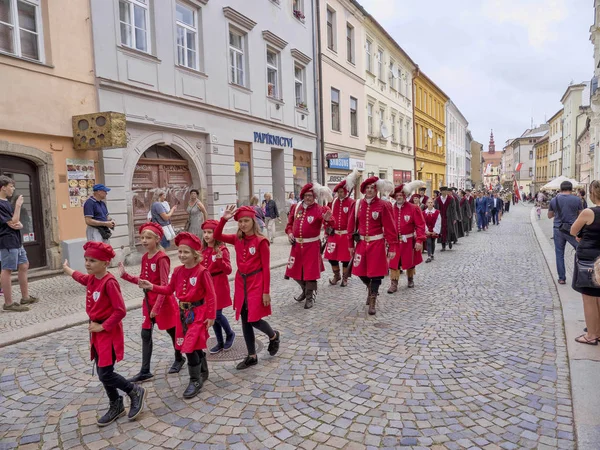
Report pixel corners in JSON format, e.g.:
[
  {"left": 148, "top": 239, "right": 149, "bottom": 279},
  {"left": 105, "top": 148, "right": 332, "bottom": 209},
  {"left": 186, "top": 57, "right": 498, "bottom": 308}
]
[{"left": 66, "top": 159, "right": 95, "bottom": 207}]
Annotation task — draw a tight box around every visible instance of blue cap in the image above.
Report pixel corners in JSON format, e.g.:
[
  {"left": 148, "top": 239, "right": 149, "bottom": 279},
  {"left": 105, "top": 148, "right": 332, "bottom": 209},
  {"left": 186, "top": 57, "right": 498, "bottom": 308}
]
[{"left": 92, "top": 184, "right": 111, "bottom": 192}]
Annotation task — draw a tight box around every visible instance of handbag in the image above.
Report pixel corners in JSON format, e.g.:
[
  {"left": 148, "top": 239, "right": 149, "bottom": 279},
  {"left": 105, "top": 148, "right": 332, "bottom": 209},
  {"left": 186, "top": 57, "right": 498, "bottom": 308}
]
[
  {"left": 574, "top": 257, "right": 597, "bottom": 288},
  {"left": 95, "top": 226, "right": 112, "bottom": 240},
  {"left": 554, "top": 196, "right": 573, "bottom": 235},
  {"left": 162, "top": 224, "right": 176, "bottom": 241}
]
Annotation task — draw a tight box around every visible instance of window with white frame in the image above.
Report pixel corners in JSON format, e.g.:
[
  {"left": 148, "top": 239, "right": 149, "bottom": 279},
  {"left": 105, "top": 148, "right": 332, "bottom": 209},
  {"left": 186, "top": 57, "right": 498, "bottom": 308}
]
[
  {"left": 176, "top": 3, "right": 199, "bottom": 70},
  {"left": 399, "top": 118, "right": 404, "bottom": 144},
  {"left": 365, "top": 39, "right": 372, "bottom": 73},
  {"left": 266, "top": 48, "right": 280, "bottom": 99},
  {"left": 229, "top": 27, "right": 245, "bottom": 86},
  {"left": 367, "top": 103, "right": 373, "bottom": 135},
  {"left": 388, "top": 60, "right": 395, "bottom": 89},
  {"left": 294, "top": 64, "right": 305, "bottom": 107},
  {"left": 119, "top": 0, "right": 150, "bottom": 53},
  {"left": 331, "top": 88, "right": 340, "bottom": 131},
  {"left": 406, "top": 119, "right": 410, "bottom": 146},
  {"left": 377, "top": 49, "right": 384, "bottom": 80},
  {"left": 0, "top": 0, "right": 43, "bottom": 61},
  {"left": 391, "top": 113, "right": 396, "bottom": 141},
  {"left": 346, "top": 23, "right": 354, "bottom": 63},
  {"left": 292, "top": 0, "right": 304, "bottom": 20},
  {"left": 350, "top": 96, "right": 358, "bottom": 137},
  {"left": 326, "top": 7, "right": 336, "bottom": 51},
  {"left": 379, "top": 107, "right": 385, "bottom": 129}
]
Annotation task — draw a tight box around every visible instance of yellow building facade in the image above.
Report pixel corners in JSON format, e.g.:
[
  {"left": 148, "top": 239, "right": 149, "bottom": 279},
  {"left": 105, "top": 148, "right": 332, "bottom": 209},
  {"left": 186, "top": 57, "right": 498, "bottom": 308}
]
[
  {"left": 413, "top": 70, "right": 449, "bottom": 191},
  {"left": 534, "top": 133, "right": 550, "bottom": 192}
]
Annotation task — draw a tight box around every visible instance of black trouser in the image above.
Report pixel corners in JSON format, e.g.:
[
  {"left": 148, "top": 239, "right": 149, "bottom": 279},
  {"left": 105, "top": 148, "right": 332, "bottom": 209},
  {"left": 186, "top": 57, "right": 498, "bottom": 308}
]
[
  {"left": 328, "top": 260, "right": 349, "bottom": 269},
  {"left": 186, "top": 349, "right": 205, "bottom": 367},
  {"left": 358, "top": 276, "right": 383, "bottom": 294},
  {"left": 426, "top": 237, "right": 436, "bottom": 256},
  {"left": 241, "top": 300, "right": 274, "bottom": 355},
  {"left": 505, "top": 202, "right": 510, "bottom": 212},
  {"left": 96, "top": 351, "right": 134, "bottom": 403},
  {"left": 139, "top": 326, "right": 183, "bottom": 374}
]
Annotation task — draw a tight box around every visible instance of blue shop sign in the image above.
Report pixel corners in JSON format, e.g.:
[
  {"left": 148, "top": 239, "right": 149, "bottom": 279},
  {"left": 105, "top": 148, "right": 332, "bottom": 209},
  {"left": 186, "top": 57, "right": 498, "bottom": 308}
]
[
  {"left": 328, "top": 158, "right": 350, "bottom": 170},
  {"left": 254, "top": 132, "right": 293, "bottom": 147}
]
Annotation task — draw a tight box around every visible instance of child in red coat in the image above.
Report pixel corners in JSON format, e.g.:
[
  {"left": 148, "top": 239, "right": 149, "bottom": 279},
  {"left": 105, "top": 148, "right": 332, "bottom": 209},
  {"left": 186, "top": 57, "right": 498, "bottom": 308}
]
[
  {"left": 63, "top": 242, "right": 146, "bottom": 427},
  {"left": 139, "top": 232, "right": 216, "bottom": 399},
  {"left": 214, "top": 205, "right": 280, "bottom": 370},
  {"left": 119, "top": 223, "right": 184, "bottom": 382},
  {"left": 201, "top": 220, "right": 236, "bottom": 354}
]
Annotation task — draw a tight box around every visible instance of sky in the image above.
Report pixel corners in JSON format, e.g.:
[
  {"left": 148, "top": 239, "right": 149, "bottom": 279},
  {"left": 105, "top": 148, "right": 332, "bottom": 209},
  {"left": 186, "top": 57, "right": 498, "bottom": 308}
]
[{"left": 359, "top": 0, "right": 593, "bottom": 151}]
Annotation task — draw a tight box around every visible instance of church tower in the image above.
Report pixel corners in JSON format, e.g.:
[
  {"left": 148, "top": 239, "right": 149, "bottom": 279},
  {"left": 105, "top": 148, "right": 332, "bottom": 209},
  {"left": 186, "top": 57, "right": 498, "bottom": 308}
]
[{"left": 488, "top": 130, "right": 496, "bottom": 154}]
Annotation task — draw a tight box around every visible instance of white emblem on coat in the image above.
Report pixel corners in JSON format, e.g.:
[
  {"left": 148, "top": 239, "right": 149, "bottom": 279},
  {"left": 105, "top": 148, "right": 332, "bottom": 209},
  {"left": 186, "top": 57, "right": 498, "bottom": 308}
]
[
  {"left": 212, "top": 255, "right": 217, "bottom": 262},
  {"left": 287, "top": 256, "right": 295, "bottom": 269},
  {"left": 92, "top": 291, "right": 100, "bottom": 302},
  {"left": 326, "top": 242, "right": 336, "bottom": 254},
  {"left": 307, "top": 216, "right": 314, "bottom": 224},
  {"left": 404, "top": 215, "right": 412, "bottom": 222},
  {"left": 249, "top": 247, "right": 256, "bottom": 255},
  {"left": 343, "top": 207, "right": 349, "bottom": 213},
  {"left": 353, "top": 254, "right": 362, "bottom": 267},
  {"left": 372, "top": 211, "right": 379, "bottom": 220},
  {"left": 176, "top": 338, "right": 184, "bottom": 346},
  {"left": 190, "top": 277, "right": 197, "bottom": 286},
  {"left": 150, "top": 263, "right": 156, "bottom": 272}
]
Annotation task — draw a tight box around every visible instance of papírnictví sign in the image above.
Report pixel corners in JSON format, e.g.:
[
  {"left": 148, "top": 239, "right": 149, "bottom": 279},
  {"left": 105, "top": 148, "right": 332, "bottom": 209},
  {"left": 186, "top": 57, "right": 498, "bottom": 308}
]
[{"left": 254, "top": 132, "right": 293, "bottom": 148}]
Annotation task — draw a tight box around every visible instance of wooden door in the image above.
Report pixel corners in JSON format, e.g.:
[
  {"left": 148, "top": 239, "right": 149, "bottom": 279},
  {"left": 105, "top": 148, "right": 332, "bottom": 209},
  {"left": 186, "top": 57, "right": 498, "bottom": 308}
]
[{"left": 1, "top": 157, "right": 46, "bottom": 268}]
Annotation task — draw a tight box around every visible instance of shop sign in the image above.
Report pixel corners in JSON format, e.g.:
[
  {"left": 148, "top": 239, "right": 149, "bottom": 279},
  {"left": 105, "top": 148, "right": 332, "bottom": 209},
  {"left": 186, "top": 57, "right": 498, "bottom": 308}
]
[
  {"left": 253, "top": 132, "right": 293, "bottom": 147},
  {"left": 349, "top": 158, "right": 365, "bottom": 171},
  {"left": 326, "top": 153, "right": 338, "bottom": 160},
  {"left": 328, "top": 175, "right": 345, "bottom": 183},
  {"left": 328, "top": 158, "right": 350, "bottom": 170}
]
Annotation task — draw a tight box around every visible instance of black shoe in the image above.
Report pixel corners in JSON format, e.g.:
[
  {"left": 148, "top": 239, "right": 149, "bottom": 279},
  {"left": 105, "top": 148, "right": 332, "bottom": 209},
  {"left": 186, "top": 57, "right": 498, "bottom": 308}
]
[
  {"left": 168, "top": 357, "right": 186, "bottom": 374},
  {"left": 224, "top": 332, "right": 236, "bottom": 351},
  {"left": 236, "top": 355, "right": 258, "bottom": 370},
  {"left": 268, "top": 331, "right": 280, "bottom": 356},
  {"left": 97, "top": 396, "right": 125, "bottom": 427},
  {"left": 127, "top": 385, "right": 147, "bottom": 420},
  {"left": 449, "top": 242, "right": 453, "bottom": 249},
  {"left": 127, "top": 372, "right": 154, "bottom": 383},
  {"left": 209, "top": 343, "right": 224, "bottom": 354},
  {"left": 200, "top": 353, "right": 209, "bottom": 383},
  {"left": 431, "top": 255, "right": 434, "bottom": 260},
  {"left": 183, "top": 364, "right": 203, "bottom": 399},
  {"left": 425, "top": 257, "right": 432, "bottom": 263},
  {"left": 294, "top": 291, "right": 306, "bottom": 302}
]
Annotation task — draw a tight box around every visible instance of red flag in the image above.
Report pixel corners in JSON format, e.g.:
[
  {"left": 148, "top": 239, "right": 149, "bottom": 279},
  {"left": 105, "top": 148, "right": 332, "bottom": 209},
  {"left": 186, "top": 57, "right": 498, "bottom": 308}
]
[
  {"left": 513, "top": 176, "right": 521, "bottom": 201},
  {"left": 515, "top": 162, "right": 523, "bottom": 172}
]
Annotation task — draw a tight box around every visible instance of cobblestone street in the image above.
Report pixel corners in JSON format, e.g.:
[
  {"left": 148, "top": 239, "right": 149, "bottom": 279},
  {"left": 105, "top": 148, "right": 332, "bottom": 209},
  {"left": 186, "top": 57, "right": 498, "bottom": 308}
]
[{"left": 0, "top": 205, "right": 576, "bottom": 450}]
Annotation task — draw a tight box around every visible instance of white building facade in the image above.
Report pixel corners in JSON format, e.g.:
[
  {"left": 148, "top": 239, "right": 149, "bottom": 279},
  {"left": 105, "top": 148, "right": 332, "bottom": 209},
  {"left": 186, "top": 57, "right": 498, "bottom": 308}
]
[
  {"left": 590, "top": 0, "right": 600, "bottom": 180},
  {"left": 445, "top": 101, "right": 468, "bottom": 189},
  {"left": 561, "top": 83, "right": 587, "bottom": 178},
  {"left": 89, "top": 0, "right": 317, "bottom": 254}
]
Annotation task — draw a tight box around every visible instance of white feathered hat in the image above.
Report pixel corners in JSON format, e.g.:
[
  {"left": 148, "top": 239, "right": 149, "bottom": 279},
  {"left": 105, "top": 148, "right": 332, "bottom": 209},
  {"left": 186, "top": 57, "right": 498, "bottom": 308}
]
[
  {"left": 393, "top": 180, "right": 427, "bottom": 198},
  {"left": 300, "top": 182, "right": 333, "bottom": 205}
]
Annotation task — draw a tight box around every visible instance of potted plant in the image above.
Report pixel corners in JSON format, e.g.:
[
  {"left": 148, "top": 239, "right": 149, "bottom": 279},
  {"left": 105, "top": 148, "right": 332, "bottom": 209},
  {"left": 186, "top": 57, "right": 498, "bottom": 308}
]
[
  {"left": 293, "top": 9, "right": 305, "bottom": 20},
  {"left": 297, "top": 101, "right": 307, "bottom": 109}
]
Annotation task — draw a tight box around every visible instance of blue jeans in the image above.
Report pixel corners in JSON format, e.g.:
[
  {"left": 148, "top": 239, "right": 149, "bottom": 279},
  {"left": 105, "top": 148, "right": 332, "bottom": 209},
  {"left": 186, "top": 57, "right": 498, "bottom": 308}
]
[
  {"left": 553, "top": 228, "right": 578, "bottom": 281},
  {"left": 212, "top": 309, "right": 234, "bottom": 345},
  {"left": 477, "top": 212, "right": 486, "bottom": 230}
]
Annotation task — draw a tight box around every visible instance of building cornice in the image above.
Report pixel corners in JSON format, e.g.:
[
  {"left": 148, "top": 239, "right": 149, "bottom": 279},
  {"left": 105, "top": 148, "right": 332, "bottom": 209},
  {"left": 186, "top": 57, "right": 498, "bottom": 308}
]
[
  {"left": 223, "top": 7, "right": 256, "bottom": 31},
  {"left": 291, "top": 48, "right": 311, "bottom": 65},
  {"left": 548, "top": 108, "right": 564, "bottom": 123},
  {"left": 322, "top": 53, "right": 365, "bottom": 85},
  {"left": 414, "top": 69, "right": 449, "bottom": 101},
  {"left": 262, "top": 30, "right": 288, "bottom": 50},
  {"left": 97, "top": 78, "right": 317, "bottom": 139}
]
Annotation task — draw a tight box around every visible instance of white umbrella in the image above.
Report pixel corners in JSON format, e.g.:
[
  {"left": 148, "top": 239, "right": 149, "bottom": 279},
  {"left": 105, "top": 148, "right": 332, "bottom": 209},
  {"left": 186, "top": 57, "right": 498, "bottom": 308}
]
[{"left": 540, "top": 175, "right": 583, "bottom": 191}]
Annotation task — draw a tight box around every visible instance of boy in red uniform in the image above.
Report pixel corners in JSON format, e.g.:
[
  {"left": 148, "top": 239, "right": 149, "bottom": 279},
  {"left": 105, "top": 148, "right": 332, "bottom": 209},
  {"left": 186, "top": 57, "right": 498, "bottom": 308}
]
[
  {"left": 423, "top": 198, "right": 441, "bottom": 263},
  {"left": 388, "top": 182, "right": 426, "bottom": 293},
  {"left": 63, "top": 242, "right": 146, "bottom": 426},
  {"left": 139, "top": 232, "right": 216, "bottom": 399},
  {"left": 285, "top": 183, "right": 333, "bottom": 309},
  {"left": 119, "top": 223, "right": 183, "bottom": 382},
  {"left": 347, "top": 177, "right": 398, "bottom": 315}
]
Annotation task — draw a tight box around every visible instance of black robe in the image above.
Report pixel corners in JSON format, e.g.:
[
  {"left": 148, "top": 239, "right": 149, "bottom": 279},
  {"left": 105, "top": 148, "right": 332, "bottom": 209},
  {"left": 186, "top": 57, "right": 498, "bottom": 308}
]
[
  {"left": 434, "top": 195, "right": 458, "bottom": 244},
  {"left": 460, "top": 197, "right": 472, "bottom": 232}
]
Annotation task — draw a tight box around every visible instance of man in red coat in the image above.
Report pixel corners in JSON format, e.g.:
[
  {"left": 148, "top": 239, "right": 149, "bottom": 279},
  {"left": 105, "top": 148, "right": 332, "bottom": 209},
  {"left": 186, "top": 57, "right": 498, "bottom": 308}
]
[
  {"left": 324, "top": 180, "right": 355, "bottom": 286},
  {"left": 347, "top": 176, "right": 397, "bottom": 315},
  {"left": 388, "top": 183, "right": 426, "bottom": 293},
  {"left": 285, "top": 183, "right": 333, "bottom": 309}
]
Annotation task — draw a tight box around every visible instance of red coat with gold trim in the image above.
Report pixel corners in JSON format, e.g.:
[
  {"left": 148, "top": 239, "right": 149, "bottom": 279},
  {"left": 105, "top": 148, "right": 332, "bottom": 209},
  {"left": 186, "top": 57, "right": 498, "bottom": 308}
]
[
  {"left": 284, "top": 202, "right": 332, "bottom": 280},
  {"left": 324, "top": 196, "right": 355, "bottom": 262},
  {"left": 347, "top": 197, "right": 398, "bottom": 277},
  {"left": 389, "top": 201, "right": 426, "bottom": 270}
]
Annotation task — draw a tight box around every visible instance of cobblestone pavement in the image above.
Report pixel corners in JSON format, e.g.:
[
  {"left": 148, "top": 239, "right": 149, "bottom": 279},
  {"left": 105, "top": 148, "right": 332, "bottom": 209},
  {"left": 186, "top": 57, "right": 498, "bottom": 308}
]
[
  {"left": 0, "top": 205, "right": 575, "bottom": 450},
  {"left": 0, "top": 238, "right": 291, "bottom": 341}
]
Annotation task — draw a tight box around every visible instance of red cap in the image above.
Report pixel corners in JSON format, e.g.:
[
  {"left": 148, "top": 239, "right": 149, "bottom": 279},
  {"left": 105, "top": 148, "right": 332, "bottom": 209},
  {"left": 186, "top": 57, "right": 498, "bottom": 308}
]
[
  {"left": 139, "top": 222, "right": 164, "bottom": 239},
  {"left": 175, "top": 232, "right": 202, "bottom": 251},
  {"left": 201, "top": 219, "right": 219, "bottom": 231},
  {"left": 360, "top": 176, "right": 379, "bottom": 194},
  {"left": 233, "top": 206, "right": 256, "bottom": 221},
  {"left": 333, "top": 180, "right": 347, "bottom": 194},
  {"left": 83, "top": 241, "right": 115, "bottom": 262},
  {"left": 300, "top": 183, "right": 314, "bottom": 198},
  {"left": 409, "top": 193, "right": 421, "bottom": 202},
  {"left": 393, "top": 184, "right": 406, "bottom": 198}
]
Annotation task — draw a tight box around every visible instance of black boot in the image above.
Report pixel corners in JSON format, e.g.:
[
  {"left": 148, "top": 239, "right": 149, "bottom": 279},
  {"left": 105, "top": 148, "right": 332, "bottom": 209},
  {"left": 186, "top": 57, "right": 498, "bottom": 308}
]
[
  {"left": 97, "top": 396, "right": 125, "bottom": 427},
  {"left": 294, "top": 281, "right": 306, "bottom": 302},
  {"left": 127, "top": 385, "right": 147, "bottom": 420},
  {"left": 183, "top": 364, "right": 203, "bottom": 399},
  {"left": 168, "top": 356, "right": 186, "bottom": 374},
  {"left": 199, "top": 352, "right": 209, "bottom": 383},
  {"left": 128, "top": 331, "right": 154, "bottom": 383},
  {"left": 236, "top": 355, "right": 258, "bottom": 370},
  {"left": 268, "top": 331, "right": 281, "bottom": 356},
  {"left": 304, "top": 290, "right": 315, "bottom": 309}
]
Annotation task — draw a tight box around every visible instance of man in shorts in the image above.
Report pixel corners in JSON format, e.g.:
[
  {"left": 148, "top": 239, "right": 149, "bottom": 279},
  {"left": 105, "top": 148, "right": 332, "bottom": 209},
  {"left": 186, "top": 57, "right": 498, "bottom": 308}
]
[{"left": 0, "top": 175, "right": 38, "bottom": 312}]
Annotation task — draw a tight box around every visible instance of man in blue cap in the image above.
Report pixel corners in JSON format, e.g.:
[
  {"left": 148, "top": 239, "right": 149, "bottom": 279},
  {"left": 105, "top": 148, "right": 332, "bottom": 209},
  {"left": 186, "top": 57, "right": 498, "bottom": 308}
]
[{"left": 83, "top": 184, "right": 115, "bottom": 243}]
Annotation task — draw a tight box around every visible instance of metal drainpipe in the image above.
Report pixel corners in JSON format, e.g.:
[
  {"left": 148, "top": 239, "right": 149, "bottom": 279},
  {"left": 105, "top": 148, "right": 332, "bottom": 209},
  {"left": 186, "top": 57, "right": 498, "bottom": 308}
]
[{"left": 312, "top": 0, "right": 325, "bottom": 184}]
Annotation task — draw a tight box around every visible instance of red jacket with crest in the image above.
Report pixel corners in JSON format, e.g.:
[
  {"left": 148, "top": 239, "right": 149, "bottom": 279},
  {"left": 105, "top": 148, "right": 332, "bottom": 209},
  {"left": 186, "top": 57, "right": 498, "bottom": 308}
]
[
  {"left": 201, "top": 245, "right": 233, "bottom": 311},
  {"left": 324, "top": 196, "right": 355, "bottom": 262},
  {"left": 389, "top": 201, "right": 426, "bottom": 270}
]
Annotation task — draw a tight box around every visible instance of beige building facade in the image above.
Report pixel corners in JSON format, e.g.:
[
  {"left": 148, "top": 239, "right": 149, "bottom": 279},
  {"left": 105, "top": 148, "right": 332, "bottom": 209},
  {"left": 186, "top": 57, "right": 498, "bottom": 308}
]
[
  {"left": 561, "top": 83, "right": 588, "bottom": 178},
  {"left": 0, "top": 0, "right": 98, "bottom": 269},
  {"left": 470, "top": 140, "right": 483, "bottom": 188},
  {"left": 548, "top": 109, "right": 563, "bottom": 179}
]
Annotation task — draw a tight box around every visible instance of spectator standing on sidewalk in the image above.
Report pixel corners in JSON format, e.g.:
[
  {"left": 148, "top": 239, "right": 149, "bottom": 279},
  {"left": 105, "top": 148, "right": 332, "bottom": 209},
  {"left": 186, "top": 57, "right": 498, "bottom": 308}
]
[
  {"left": 0, "top": 175, "right": 38, "bottom": 312},
  {"left": 569, "top": 180, "right": 600, "bottom": 345},
  {"left": 548, "top": 181, "right": 582, "bottom": 284},
  {"left": 84, "top": 184, "right": 115, "bottom": 243},
  {"left": 262, "top": 193, "right": 280, "bottom": 244}
]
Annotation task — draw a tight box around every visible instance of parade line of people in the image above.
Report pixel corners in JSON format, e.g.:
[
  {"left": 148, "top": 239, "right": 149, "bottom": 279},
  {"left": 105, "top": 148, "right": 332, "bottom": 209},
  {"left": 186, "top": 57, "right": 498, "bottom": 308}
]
[{"left": 58, "top": 169, "right": 506, "bottom": 427}]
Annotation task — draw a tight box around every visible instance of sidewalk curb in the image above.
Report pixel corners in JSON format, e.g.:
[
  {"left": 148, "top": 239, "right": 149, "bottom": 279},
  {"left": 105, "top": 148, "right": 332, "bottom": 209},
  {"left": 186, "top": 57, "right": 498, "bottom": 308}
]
[
  {"left": 529, "top": 207, "right": 600, "bottom": 449},
  {"left": 0, "top": 259, "right": 289, "bottom": 349}
]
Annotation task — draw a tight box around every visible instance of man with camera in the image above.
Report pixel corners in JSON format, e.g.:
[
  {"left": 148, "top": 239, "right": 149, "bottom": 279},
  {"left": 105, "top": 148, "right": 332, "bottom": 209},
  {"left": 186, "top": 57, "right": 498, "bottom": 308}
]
[
  {"left": 548, "top": 181, "right": 582, "bottom": 284},
  {"left": 83, "top": 184, "right": 115, "bottom": 243}
]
